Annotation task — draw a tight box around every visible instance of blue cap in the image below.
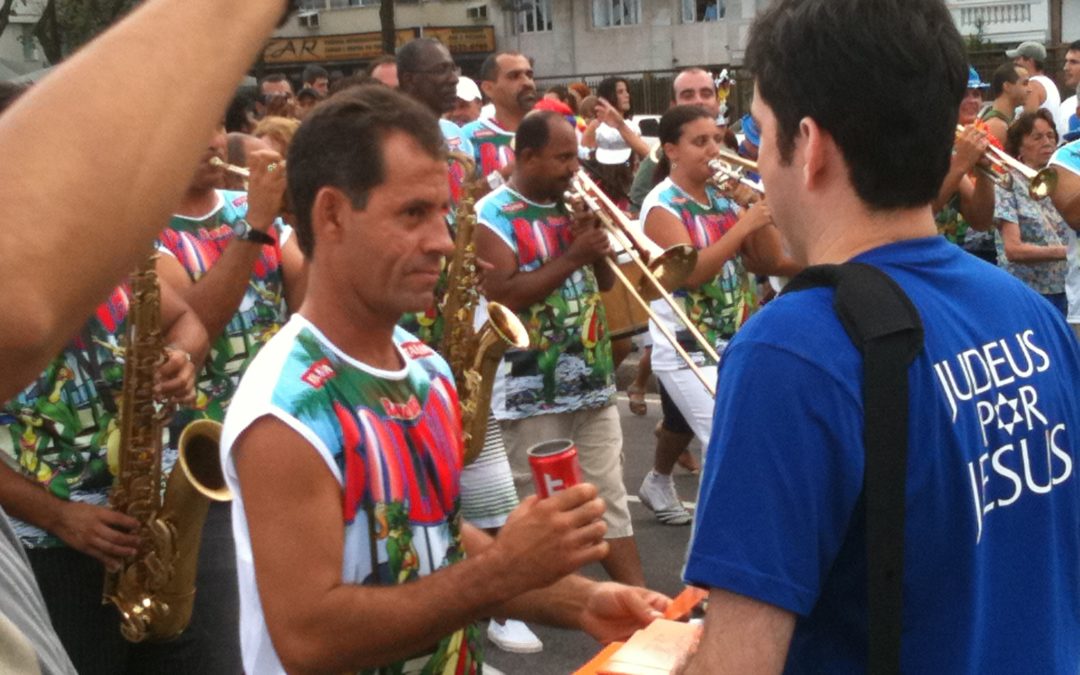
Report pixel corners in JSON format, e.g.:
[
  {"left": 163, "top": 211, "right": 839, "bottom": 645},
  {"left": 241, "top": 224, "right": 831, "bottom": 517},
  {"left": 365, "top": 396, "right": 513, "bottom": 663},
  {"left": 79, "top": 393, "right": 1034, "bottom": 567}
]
[
  {"left": 968, "top": 66, "right": 989, "bottom": 90},
  {"left": 740, "top": 113, "right": 761, "bottom": 147}
]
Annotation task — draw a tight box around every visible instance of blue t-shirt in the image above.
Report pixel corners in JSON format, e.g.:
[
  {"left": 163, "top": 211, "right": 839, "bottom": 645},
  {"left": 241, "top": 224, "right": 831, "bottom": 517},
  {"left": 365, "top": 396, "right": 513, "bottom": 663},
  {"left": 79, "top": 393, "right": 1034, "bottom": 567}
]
[{"left": 684, "top": 237, "right": 1080, "bottom": 673}]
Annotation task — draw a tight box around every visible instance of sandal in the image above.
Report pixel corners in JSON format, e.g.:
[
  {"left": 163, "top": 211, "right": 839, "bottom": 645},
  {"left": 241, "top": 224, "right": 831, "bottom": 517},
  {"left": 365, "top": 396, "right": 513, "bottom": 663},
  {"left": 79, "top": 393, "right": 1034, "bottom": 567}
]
[{"left": 627, "top": 385, "right": 647, "bottom": 416}]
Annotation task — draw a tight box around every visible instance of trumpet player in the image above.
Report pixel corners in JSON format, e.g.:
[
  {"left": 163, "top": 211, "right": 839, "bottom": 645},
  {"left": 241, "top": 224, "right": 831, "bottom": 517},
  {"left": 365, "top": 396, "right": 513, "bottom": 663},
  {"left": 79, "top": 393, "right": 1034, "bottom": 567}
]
[
  {"left": 637, "top": 105, "right": 791, "bottom": 525},
  {"left": 475, "top": 110, "right": 646, "bottom": 587},
  {"left": 932, "top": 67, "right": 996, "bottom": 261}
]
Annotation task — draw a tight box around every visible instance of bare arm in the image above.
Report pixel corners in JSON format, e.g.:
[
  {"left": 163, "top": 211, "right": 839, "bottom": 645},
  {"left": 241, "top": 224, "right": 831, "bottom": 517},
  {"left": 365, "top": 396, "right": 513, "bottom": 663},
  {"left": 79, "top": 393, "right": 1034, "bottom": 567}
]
[
  {"left": 596, "top": 100, "right": 651, "bottom": 158},
  {"left": 957, "top": 171, "right": 996, "bottom": 232},
  {"left": 156, "top": 283, "right": 208, "bottom": 407},
  {"left": 1050, "top": 167, "right": 1080, "bottom": 230},
  {"left": 0, "top": 461, "right": 139, "bottom": 570},
  {"left": 0, "top": 0, "right": 286, "bottom": 401},
  {"left": 461, "top": 524, "right": 669, "bottom": 641},
  {"left": 997, "top": 221, "right": 1068, "bottom": 262},
  {"left": 1024, "top": 79, "right": 1047, "bottom": 114},
  {"left": 159, "top": 150, "right": 288, "bottom": 341},
  {"left": 933, "top": 126, "right": 987, "bottom": 214},
  {"left": 677, "top": 588, "right": 796, "bottom": 675},
  {"left": 476, "top": 222, "right": 611, "bottom": 312},
  {"left": 235, "top": 416, "right": 610, "bottom": 674},
  {"left": 644, "top": 204, "right": 767, "bottom": 288}
]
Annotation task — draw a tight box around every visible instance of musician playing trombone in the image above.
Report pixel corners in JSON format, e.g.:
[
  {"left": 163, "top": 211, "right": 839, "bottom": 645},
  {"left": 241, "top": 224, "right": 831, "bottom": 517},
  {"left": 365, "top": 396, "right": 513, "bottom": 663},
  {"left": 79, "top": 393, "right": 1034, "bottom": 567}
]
[{"left": 475, "top": 110, "right": 646, "bottom": 587}]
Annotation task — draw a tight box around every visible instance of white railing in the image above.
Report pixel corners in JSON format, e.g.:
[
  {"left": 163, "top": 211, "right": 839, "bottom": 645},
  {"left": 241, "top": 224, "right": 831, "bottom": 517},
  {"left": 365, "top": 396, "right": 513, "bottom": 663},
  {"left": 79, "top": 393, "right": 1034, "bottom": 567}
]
[
  {"left": 958, "top": 3, "right": 1031, "bottom": 28},
  {"left": 948, "top": 0, "right": 1048, "bottom": 42}
]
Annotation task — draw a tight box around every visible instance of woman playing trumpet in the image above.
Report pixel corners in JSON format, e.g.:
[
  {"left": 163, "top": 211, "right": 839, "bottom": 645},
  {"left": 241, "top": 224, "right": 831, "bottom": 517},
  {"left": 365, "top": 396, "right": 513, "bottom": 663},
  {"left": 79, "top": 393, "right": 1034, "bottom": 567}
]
[{"left": 636, "top": 105, "right": 792, "bottom": 522}]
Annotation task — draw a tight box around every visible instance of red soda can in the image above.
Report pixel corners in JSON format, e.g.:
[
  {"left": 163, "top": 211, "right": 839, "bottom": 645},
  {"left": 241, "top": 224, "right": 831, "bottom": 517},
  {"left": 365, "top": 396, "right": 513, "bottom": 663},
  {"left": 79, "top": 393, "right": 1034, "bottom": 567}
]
[{"left": 527, "top": 439, "right": 583, "bottom": 498}]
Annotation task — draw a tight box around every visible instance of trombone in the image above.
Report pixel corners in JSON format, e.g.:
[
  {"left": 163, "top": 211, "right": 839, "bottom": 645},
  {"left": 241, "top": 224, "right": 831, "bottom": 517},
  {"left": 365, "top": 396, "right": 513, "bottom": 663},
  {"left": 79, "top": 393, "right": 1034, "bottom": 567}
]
[
  {"left": 954, "top": 125, "right": 1058, "bottom": 199},
  {"left": 568, "top": 170, "right": 720, "bottom": 396},
  {"left": 709, "top": 149, "right": 765, "bottom": 195}
]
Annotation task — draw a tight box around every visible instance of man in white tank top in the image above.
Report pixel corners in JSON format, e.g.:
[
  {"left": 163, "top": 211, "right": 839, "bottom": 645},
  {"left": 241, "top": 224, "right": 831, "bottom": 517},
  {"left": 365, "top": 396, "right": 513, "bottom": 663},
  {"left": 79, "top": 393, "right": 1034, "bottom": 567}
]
[{"left": 1007, "top": 41, "right": 1061, "bottom": 118}]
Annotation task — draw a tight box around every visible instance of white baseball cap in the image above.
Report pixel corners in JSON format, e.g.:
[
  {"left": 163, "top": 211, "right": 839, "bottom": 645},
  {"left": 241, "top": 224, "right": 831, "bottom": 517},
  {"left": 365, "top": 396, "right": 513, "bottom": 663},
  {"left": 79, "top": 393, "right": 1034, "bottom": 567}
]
[
  {"left": 456, "top": 76, "right": 482, "bottom": 103},
  {"left": 595, "top": 123, "right": 632, "bottom": 165}
]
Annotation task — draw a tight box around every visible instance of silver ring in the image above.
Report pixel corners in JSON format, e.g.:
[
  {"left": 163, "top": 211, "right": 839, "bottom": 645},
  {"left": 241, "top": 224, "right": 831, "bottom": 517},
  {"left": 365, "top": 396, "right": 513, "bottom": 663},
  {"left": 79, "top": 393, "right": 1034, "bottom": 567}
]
[{"left": 267, "top": 162, "right": 279, "bottom": 174}]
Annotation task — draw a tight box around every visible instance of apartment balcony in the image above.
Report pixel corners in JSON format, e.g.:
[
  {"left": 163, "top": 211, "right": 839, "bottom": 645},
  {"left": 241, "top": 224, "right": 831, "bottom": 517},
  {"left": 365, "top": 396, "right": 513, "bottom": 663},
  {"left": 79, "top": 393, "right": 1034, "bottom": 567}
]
[{"left": 948, "top": 0, "right": 1049, "bottom": 44}]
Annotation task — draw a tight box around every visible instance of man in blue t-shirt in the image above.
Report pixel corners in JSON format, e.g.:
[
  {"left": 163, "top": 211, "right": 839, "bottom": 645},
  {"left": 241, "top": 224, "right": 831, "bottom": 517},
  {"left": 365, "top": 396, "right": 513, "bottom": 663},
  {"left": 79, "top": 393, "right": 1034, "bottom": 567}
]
[{"left": 679, "top": 1, "right": 1080, "bottom": 672}]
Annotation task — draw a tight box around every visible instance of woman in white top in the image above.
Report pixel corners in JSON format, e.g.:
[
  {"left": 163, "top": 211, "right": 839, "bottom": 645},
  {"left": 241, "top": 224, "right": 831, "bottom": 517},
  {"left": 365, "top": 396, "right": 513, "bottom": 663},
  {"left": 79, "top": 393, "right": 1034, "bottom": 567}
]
[{"left": 636, "top": 105, "right": 788, "bottom": 520}]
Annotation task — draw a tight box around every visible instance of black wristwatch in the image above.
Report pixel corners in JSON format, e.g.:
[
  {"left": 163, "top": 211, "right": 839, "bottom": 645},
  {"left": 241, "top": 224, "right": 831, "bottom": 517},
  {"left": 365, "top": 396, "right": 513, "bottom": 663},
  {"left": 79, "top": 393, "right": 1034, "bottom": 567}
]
[{"left": 233, "top": 218, "right": 276, "bottom": 246}]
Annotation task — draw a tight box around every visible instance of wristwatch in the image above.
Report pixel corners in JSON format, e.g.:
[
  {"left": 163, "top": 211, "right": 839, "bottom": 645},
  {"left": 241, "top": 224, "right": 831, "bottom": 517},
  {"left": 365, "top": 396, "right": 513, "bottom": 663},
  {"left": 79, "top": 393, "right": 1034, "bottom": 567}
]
[{"left": 232, "top": 218, "right": 276, "bottom": 246}]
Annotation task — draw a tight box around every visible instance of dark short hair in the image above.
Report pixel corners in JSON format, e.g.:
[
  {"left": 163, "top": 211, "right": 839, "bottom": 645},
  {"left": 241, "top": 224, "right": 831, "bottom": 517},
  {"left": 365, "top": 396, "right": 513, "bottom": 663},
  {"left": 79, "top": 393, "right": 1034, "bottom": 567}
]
[
  {"left": 397, "top": 38, "right": 443, "bottom": 75},
  {"left": 287, "top": 86, "right": 445, "bottom": 258},
  {"left": 329, "top": 73, "right": 379, "bottom": 96},
  {"left": 515, "top": 110, "right": 565, "bottom": 157},
  {"left": 654, "top": 105, "right": 715, "bottom": 184},
  {"left": 1070, "top": 40, "right": 1080, "bottom": 53},
  {"left": 746, "top": 0, "right": 966, "bottom": 210},
  {"left": 261, "top": 73, "right": 290, "bottom": 87},
  {"left": 225, "top": 86, "right": 259, "bottom": 133},
  {"left": 597, "top": 77, "right": 631, "bottom": 118},
  {"left": 479, "top": 51, "right": 529, "bottom": 83},
  {"left": 302, "top": 64, "right": 329, "bottom": 84},
  {"left": 990, "top": 62, "right": 1023, "bottom": 99},
  {"left": 367, "top": 54, "right": 396, "bottom": 75},
  {"left": 1005, "top": 109, "right": 1057, "bottom": 159}
]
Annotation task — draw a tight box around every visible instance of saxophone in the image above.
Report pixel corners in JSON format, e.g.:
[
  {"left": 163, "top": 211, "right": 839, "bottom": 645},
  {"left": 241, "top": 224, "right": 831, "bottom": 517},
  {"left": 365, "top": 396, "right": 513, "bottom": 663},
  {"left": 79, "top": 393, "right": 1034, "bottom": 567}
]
[
  {"left": 441, "top": 152, "right": 530, "bottom": 464},
  {"left": 103, "top": 253, "right": 231, "bottom": 642}
]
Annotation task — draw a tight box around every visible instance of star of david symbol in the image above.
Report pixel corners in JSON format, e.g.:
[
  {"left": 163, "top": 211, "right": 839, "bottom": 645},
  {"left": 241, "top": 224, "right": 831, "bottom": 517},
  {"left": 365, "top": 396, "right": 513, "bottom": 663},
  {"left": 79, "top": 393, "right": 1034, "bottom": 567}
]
[{"left": 995, "top": 392, "right": 1023, "bottom": 435}]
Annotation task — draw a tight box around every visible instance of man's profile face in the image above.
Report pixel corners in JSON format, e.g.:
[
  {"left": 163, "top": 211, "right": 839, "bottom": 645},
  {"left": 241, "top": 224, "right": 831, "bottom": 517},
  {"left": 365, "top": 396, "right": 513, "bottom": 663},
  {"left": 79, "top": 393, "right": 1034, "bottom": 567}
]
[
  {"left": 339, "top": 131, "right": 452, "bottom": 316},
  {"left": 673, "top": 71, "right": 719, "bottom": 117},
  {"left": 371, "top": 63, "right": 399, "bottom": 88},
  {"left": 487, "top": 54, "right": 537, "bottom": 115},
  {"left": 1064, "top": 50, "right": 1080, "bottom": 89},
  {"left": 1008, "top": 67, "right": 1031, "bottom": 107},
  {"left": 311, "top": 77, "right": 329, "bottom": 96},
  {"left": 750, "top": 89, "right": 801, "bottom": 258}
]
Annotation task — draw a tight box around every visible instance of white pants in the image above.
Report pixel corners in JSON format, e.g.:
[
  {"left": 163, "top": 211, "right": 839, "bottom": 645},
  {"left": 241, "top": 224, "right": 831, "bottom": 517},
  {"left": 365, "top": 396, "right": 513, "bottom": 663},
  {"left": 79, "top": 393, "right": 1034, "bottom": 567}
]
[{"left": 655, "top": 365, "right": 717, "bottom": 448}]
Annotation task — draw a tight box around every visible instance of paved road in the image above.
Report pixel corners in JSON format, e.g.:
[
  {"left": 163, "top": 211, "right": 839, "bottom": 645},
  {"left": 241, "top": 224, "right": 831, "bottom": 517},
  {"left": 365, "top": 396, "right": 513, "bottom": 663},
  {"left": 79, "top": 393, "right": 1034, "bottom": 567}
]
[{"left": 485, "top": 350, "right": 706, "bottom": 675}]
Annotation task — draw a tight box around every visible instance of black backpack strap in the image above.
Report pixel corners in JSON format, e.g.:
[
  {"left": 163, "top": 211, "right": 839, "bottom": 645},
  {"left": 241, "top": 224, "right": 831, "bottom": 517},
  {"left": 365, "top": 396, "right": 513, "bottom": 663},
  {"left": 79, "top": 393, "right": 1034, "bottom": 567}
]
[{"left": 781, "top": 263, "right": 924, "bottom": 675}]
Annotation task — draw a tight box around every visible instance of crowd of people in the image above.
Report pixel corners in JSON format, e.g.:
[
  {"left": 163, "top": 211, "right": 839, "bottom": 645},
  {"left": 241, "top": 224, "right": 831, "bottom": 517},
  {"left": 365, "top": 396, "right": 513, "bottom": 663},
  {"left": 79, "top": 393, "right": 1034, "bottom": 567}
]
[{"left": 0, "top": 0, "right": 1078, "bottom": 673}]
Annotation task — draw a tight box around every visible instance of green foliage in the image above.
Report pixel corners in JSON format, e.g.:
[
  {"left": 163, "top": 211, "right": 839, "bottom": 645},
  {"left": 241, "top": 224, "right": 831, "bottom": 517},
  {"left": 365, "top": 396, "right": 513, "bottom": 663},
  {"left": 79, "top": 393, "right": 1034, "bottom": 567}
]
[
  {"left": 964, "top": 17, "right": 988, "bottom": 53},
  {"left": 54, "top": 0, "right": 140, "bottom": 53}
]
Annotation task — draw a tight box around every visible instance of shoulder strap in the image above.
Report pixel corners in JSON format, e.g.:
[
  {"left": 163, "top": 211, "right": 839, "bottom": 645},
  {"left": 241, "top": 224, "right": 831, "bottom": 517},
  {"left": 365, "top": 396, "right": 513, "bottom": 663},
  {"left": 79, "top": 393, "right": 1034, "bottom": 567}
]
[{"left": 781, "top": 263, "right": 924, "bottom": 675}]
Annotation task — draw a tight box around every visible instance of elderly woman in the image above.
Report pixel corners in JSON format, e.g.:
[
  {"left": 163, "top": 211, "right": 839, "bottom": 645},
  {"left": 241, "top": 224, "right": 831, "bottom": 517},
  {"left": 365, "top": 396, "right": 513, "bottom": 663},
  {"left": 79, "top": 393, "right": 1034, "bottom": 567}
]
[{"left": 993, "top": 109, "right": 1070, "bottom": 314}]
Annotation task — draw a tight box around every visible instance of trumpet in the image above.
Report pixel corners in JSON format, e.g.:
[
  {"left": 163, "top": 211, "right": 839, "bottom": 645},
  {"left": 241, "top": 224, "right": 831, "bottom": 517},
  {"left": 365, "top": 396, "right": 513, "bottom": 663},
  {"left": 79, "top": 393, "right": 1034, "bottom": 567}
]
[
  {"left": 954, "top": 125, "right": 1058, "bottom": 199},
  {"left": 708, "top": 149, "right": 764, "bottom": 195},
  {"left": 567, "top": 171, "right": 720, "bottom": 396}
]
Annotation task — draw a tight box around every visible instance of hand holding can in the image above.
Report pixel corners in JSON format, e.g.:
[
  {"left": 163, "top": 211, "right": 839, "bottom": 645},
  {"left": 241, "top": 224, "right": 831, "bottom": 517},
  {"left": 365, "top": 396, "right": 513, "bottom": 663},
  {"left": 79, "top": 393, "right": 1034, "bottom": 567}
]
[{"left": 527, "top": 439, "right": 584, "bottom": 498}]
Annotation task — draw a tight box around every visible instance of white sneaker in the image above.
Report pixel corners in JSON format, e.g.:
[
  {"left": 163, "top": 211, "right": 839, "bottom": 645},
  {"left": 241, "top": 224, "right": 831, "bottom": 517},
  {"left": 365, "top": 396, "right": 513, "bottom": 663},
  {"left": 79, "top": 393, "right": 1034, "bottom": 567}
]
[
  {"left": 487, "top": 619, "right": 543, "bottom": 654},
  {"left": 638, "top": 471, "right": 692, "bottom": 526}
]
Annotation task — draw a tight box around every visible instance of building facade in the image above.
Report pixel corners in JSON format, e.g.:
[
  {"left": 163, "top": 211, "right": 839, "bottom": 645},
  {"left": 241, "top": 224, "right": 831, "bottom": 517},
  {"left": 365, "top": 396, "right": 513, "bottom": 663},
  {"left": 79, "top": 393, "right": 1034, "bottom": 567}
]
[{"left": 275, "top": 0, "right": 768, "bottom": 79}]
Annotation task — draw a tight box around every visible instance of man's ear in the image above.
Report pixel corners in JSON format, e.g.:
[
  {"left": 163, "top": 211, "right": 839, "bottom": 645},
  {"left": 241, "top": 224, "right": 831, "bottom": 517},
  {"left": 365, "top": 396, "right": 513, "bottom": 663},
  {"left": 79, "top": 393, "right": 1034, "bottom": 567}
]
[
  {"left": 799, "top": 116, "right": 834, "bottom": 192},
  {"left": 310, "top": 186, "right": 360, "bottom": 250},
  {"left": 480, "top": 79, "right": 495, "bottom": 101}
]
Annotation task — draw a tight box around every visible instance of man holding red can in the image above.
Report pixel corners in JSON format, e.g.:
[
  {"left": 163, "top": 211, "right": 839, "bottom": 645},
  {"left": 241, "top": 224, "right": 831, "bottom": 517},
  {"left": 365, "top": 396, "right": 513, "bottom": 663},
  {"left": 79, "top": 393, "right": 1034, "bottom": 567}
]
[{"left": 476, "top": 110, "right": 646, "bottom": 587}]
